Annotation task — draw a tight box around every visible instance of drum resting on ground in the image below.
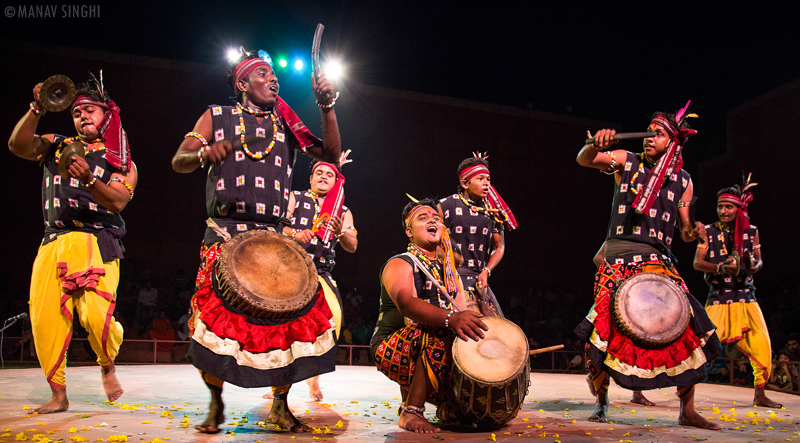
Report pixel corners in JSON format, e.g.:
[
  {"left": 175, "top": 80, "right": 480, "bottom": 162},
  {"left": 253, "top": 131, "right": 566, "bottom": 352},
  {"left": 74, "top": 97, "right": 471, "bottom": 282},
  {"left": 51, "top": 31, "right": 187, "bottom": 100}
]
[{"left": 451, "top": 316, "right": 530, "bottom": 429}]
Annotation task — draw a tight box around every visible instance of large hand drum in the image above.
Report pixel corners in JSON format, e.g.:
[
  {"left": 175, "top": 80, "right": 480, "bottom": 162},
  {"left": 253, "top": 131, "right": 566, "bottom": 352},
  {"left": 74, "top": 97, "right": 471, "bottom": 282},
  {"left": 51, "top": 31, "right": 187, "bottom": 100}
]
[
  {"left": 451, "top": 317, "right": 530, "bottom": 429},
  {"left": 215, "top": 230, "right": 318, "bottom": 319},
  {"left": 612, "top": 273, "right": 690, "bottom": 347}
]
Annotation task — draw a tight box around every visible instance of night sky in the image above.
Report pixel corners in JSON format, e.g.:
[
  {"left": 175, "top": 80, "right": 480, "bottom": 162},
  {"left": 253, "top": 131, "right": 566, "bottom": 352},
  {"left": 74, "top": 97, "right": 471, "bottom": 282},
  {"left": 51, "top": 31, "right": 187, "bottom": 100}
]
[{"left": 1, "top": 2, "right": 799, "bottom": 325}]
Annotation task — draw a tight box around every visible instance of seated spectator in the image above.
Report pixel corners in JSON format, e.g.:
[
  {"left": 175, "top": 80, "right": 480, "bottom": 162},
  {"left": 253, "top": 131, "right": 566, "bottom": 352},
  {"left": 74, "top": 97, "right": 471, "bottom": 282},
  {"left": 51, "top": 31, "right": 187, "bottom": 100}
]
[
  {"left": 177, "top": 307, "right": 192, "bottom": 341},
  {"left": 767, "top": 350, "right": 795, "bottom": 392},
  {"left": 148, "top": 311, "right": 175, "bottom": 351}
]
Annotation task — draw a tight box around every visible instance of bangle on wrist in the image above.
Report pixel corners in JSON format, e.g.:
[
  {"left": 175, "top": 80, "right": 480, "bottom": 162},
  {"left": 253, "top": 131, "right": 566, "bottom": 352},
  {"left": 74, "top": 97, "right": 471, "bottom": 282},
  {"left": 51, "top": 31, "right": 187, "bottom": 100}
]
[
  {"left": 291, "top": 229, "right": 298, "bottom": 240},
  {"left": 483, "top": 267, "right": 492, "bottom": 277},
  {"left": 444, "top": 310, "right": 454, "bottom": 329},
  {"left": 716, "top": 262, "right": 723, "bottom": 274},
  {"left": 316, "top": 91, "right": 340, "bottom": 109},
  {"left": 29, "top": 102, "right": 45, "bottom": 116},
  {"left": 84, "top": 174, "right": 98, "bottom": 187}
]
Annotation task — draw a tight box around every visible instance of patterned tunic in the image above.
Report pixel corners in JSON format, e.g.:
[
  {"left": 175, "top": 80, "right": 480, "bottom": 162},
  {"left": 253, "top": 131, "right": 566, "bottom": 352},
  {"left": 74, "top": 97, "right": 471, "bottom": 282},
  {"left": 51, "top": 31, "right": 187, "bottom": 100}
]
[
  {"left": 703, "top": 223, "right": 758, "bottom": 304},
  {"left": 289, "top": 190, "right": 349, "bottom": 274},
  {"left": 41, "top": 135, "right": 126, "bottom": 260},
  {"left": 204, "top": 105, "right": 298, "bottom": 242},
  {"left": 605, "top": 151, "right": 690, "bottom": 264},
  {"left": 440, "top": 194, "right": 498, "bottom": 271}
]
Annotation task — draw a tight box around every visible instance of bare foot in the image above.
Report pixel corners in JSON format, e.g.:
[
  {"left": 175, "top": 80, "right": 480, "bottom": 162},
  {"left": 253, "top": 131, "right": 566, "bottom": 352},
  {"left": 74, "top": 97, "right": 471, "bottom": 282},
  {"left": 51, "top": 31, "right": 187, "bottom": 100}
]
[
  {"left": 399, "top": 410, "right": 440, "bottom": 433},
  {"left": 196, "top": 389, "right": 224, "bottom": 434},
  {"left": 630, "top": 391, "right": 655, "bottom": 406},
  {"left": 306, "top": 376, "right": 323, "bottom": 402},
  {"left": 266, "top": 396, "right": 308, "bottom": 432},
  {"left": 679, "top": 408, "right": 721, "bottom": 430},
  {"left": 754, "top": 387, "right": 783, "bottom": 408},
  {"left": 588, "top": 403, "right": 608, "bottom": 423},
  {"left": 101, "top": 363, "right": 123, "bottom": 402},
  {"left": 262, "top": 392, "right": 273, "bottom": 400},
  {"left": 34, "top": 387, "right": 69, "bottom": 414}
]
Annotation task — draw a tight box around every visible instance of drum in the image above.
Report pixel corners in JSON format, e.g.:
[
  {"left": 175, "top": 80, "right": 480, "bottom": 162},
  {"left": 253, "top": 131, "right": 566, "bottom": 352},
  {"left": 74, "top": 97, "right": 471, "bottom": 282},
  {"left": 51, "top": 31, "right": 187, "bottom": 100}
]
[
  {"left": 612, "top": 272, "right": 690, "bottom": 347},
  {"left": 215, "top": 230, "right": 318, "bottom": 319},
  {"left": 451, "top": 317, "right": 530, "bottom": 429}
]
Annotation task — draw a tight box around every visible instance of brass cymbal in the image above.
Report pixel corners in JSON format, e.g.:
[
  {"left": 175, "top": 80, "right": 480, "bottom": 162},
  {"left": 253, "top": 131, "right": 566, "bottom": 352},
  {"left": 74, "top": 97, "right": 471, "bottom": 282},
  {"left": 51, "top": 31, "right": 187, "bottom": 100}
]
[
  {"left": 58, "top": 141, "right": 85, "bottom": 178},
  {"left": 40, "top": 75, "right": 76, "bottom": 112},
  {"left": 731, "top": 250, "right": 742, "bottom": 276}
]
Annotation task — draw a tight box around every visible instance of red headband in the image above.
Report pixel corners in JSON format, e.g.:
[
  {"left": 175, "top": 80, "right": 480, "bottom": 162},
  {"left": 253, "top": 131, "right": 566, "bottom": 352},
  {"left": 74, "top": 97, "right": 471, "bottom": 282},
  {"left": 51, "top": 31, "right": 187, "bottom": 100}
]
[
  {"left": 71, "top": 95, "right": 109, "bottom": 112},
  {"left": 312, "top": 162, "right": 338, "bottom": 175},
  {"left": 459, "top": 164, "right": 489, "bottom": 183},
  {"left": 231, "top": 58, "right": 269, "bottom": 91}
]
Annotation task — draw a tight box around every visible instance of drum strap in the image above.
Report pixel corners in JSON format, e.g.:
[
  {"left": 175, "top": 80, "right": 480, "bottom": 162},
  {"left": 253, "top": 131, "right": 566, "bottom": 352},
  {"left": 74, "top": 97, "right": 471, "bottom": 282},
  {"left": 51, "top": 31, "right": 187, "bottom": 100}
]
[
  {"left": 403, "top": 253, "right": 464, "bottom": 312},
  {"left": 206, "top": 218, "right": 232, "bottom": 242}
]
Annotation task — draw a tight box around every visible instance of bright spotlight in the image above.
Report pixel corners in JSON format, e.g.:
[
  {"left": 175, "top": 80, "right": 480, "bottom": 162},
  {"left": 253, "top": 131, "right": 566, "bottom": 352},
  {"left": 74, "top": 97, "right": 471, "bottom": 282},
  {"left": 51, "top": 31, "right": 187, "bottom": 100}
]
[
  {"left": 226, "top": 48, "right": 241, "bottom": 63},
  {"left": 278, "top": 59, "right": 288, "bottom": 68},
  {"left": 324, "top": 60, "right": 345, "bottom": 80},
  {"left": 294, "top": 60, "right": 304, "bottom": 70}
]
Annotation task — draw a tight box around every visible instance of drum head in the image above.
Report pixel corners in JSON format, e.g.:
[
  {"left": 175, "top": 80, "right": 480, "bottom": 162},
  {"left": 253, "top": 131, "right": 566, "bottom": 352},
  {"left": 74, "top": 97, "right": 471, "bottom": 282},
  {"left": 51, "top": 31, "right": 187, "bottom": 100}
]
[
  {"left": 452, "top": 317, "right": 528, "bottom": 384},
  {"left": 218, "top": 230, "right": 318, "bottom": 318},
  {"left": 613, "top": 273, "right": 690, "bottom": 347}
]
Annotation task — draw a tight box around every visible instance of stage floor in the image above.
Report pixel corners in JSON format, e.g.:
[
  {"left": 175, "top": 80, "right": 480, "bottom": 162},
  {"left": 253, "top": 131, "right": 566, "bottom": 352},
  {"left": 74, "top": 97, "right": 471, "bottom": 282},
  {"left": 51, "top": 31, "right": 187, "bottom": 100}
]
[{"left": 0, "top": 365, "right": 797, "bottom": 442}]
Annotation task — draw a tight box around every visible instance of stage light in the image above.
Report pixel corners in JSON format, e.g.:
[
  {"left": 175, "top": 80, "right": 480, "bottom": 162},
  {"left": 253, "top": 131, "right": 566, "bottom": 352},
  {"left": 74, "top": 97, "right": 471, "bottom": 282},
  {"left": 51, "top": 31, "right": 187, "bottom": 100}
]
[
  {"left": 226, "top": 48, "right": 241, "bottom": 63},
  {"left": 294, "top": 60, "right": 304, "bottom": 70},
  {"left": 278, "top": 59, "right": 288, "bottom": 68},
  {"left": 324, "top": 60, "right": 345, "bottom": 80}
]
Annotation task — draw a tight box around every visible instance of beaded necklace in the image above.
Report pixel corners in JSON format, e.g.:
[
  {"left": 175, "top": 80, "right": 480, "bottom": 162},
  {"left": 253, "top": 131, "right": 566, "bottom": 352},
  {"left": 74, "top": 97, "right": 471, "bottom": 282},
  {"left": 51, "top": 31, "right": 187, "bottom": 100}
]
[
  {"left": 714, "top": 221, "right": 732, "bottom": 256},
  {"left": 236, "top": 103, "right": 278, "bottom": 160},
  {"left": 458, "top": 192, "right": 509, "bottom": 226},
  {"left": 406, "top": 243, "right": 448, "bottom": 308},
  {"left": 304, "top": 190, "right": 323, "bottom": 230},
  {"left": 629, "top": 152, "right": 666, "bottom": 195},
  {"left": 54, "top": 136, "right": 105, "bottom": 164}
]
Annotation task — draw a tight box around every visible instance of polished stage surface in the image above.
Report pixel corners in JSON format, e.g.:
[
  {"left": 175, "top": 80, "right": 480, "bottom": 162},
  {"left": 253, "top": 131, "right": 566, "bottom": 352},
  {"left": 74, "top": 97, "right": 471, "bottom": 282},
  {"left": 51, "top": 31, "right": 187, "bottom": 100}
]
[{"left": 0, "top": 365, "right": 798, "bottom": 442}]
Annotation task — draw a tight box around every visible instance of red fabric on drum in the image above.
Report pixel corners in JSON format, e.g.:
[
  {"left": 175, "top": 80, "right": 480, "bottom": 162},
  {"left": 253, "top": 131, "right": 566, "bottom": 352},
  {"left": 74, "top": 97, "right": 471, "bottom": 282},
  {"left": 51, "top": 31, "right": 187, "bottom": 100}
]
[
  {"left": 190, "top": 241, "right": 334, "bottom": 353},
  {"left": 590, "top": 261, "right": 704, "bottom": 370}
]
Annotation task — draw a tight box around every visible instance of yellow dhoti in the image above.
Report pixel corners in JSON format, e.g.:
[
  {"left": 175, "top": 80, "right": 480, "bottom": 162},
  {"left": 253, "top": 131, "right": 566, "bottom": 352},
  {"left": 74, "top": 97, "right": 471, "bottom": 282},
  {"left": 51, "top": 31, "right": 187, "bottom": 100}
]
[
  {"left": 706, "top": 301, "right": 771, "bottom": 388},
  {"left": 29, "top": 232, "right": 124, "bottom": 389}
]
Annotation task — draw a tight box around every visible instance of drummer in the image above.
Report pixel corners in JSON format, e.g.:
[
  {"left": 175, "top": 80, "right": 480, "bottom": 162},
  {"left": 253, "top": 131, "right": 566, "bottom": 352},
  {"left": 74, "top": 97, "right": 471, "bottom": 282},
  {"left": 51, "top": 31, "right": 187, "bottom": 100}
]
[
  {"left": 694, "top": 178, "right": 782, "bottom": 407},
  {"left": 283, "top": 156, "right": 357, "bottom": 401},
  {"left": 574, "top": 104, "right": 721, "bottom": 429},
  {"left": 437, "top": 153, "right": 517, "bottom": 312},
  {"left": 371, "top": 199, "right": 487, "bottom": 433},
  {"left": 171, "top": 47, "right": 341, "bottom": 433},
  {"left": 8, "top": 74, "right": 136, "bottom": 413}
]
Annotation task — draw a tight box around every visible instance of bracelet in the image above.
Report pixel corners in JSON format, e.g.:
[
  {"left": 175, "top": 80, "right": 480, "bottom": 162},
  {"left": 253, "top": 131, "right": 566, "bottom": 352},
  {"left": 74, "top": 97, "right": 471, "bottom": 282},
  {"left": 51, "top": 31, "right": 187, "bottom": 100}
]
[
  {"left": 444, "top": 310, "right": 454, "bottom": 329},
  {"left": 316, "top": 91, "right": 340, "bottom": 109},
  {"left": 753, "top": 244, "right": 761, "bottom": 250},
  {"left": 29, "top": 102, "right": 45, "bottom": 116},
  {"left": 291, "top": 229, "right": 298, "bottom": 240},
  {"left": 482, "top": 267, "right": 492, "bottom": 277},
  {"left": 716, "top": 262, "right": 723, "bottom": 274},
  {"left": 677, "top": 201, "right": 690, "bottom": 208},
  {"left": 601, "top": 151, "right": 617, "bottom": 175},
  {"left": 337, "top": 226, "right": 357, "bottom": 238},
  {"left": 84, "top": 174, "right": 99, "bottom": 187},
  {"left": 185, "top": 132, "right": 210, "bottom": 167},
  {"left": 108, "top": 177, "right": 134, "bottom": 201}
]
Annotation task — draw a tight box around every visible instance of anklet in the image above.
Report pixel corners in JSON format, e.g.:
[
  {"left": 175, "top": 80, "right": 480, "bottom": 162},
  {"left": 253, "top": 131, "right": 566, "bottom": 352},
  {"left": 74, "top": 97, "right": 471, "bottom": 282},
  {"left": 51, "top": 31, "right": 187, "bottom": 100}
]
[{"left": 401, "top": 404, "right": 425, "bottom": 418}]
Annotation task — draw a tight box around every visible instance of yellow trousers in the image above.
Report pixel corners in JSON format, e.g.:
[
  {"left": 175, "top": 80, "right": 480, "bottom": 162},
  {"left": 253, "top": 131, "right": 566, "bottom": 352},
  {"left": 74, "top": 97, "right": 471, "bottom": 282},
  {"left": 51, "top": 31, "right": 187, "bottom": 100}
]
[
  {"left": 706, "top": 301, "right": 771, "bottom": 388},
  {"left": 29, "top": 232, "right": 124, "bottom": 389}
]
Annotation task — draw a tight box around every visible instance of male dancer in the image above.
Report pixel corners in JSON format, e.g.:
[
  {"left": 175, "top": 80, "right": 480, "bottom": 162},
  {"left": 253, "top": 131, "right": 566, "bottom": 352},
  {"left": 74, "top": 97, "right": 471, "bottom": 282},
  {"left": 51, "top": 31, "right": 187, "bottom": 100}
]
[
  {"left": 172, "top": 48, "right": 341, "bottom": 433},
  {"left": 371, "top": 199, "right": 487, "bottom": 433},
  {"left": 438, "top": 154, "right": 517, "bottom": 309},
  {"left": 285, "top": 157, "right": 357, "bottom": 400},
  {"left": 574, "top": 103, "right": 721, "bottom": 429},
  {"left": 694, "top": 178, "right": 781, "bottom": 407},
  {"left": 9, "top": 74, "right": 136, "bottom": 412}
]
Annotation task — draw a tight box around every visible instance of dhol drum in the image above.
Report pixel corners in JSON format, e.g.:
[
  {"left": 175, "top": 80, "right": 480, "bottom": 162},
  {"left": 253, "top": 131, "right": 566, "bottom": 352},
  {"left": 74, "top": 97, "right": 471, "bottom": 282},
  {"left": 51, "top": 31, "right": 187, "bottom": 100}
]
[
  {"left": 612, "top": 272, "right": 691, "bottom": 347},
  {"left": 215, "top": 230, "right": 318, "bottom": 319},
  {"left": 451, "top": 317, "right": 530, "bottom": 429}
]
